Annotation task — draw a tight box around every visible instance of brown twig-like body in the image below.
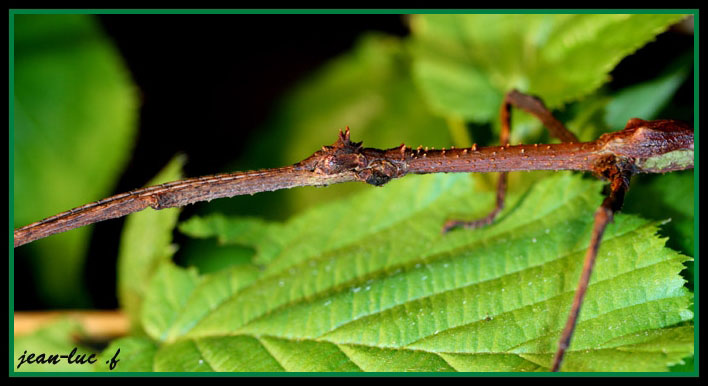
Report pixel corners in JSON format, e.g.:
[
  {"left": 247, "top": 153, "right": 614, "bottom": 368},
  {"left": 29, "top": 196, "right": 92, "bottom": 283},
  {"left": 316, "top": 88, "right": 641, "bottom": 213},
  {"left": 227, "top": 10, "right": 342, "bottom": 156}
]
[
  {"left": 14, "top": 167, "right": 356, "bottom": 247},
  {"left": 14, "top": 117, "right": 693, "bottom": 249}
]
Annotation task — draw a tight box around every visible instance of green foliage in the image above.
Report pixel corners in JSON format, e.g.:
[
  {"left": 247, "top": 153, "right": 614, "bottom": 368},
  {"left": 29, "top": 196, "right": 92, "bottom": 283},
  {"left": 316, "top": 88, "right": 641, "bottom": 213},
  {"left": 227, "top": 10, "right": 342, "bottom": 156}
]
[
  {"left": 669, "top": 353, "right": 695, "bottom": 372},
  {"left": 217, "top": 33, "right": 451, "bottom": 220},
  {"left": 13, "top": 14, "right": 138, "bottom": 306},
  {"left": 126, "top": 173, "right": 692, "bottom": 372},
  {"left": 604, "top": 52, "right": 692, "bottom": 129},
  {"left": 554, "top": 51, "right": 695, "bottom": 267},
  {"left": 564, "top": 50, "right": 693, "bottom": 143},
  {"left": 410, "top": 14, "right": 685, "bottom": 124},
  {"left": 623, "top": 171, "right": 695, "bottom": 291},
  {"left": 624, "top": 171, "right": 694, "bottom": 258}
]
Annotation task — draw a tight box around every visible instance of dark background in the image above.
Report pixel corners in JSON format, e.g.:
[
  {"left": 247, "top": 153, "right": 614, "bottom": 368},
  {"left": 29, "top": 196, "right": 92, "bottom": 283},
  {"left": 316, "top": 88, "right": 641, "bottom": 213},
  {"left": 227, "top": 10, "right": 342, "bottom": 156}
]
[{"left": 14, "top": 15, "right": 693, "bottom": 310}]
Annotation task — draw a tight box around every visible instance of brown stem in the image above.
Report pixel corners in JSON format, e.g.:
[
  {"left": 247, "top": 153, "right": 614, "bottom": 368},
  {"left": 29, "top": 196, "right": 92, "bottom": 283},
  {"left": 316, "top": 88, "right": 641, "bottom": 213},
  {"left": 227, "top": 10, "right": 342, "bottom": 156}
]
[{"left": 14, "top": 119, "right": 693, "bottom": 248}]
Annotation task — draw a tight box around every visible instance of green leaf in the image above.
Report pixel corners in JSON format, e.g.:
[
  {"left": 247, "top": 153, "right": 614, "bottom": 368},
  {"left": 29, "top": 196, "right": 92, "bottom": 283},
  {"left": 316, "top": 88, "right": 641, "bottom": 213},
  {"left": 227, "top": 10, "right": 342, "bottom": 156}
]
[
  {"left": 117, "top": 155, "right": 186, "bottom": 332},
  {"left": 141, "top": 262, "right": 201, "bottom": 341},
  {"left": 669, "top": 350, "right": 694, "bottom": 372},
  {"left": 175, "top": 238, "right": 257, "bottom": 274},
  {"left": 13, "top": 14, "right": 139, "bottom": 307},
  {"left": 13, "top": 318, "right": 96, "bottom": 372},
  {"left": 179, "top": 215, "right": 284, "bottom": 266},
  {"left": 212, "top": 33, "right": 451, "bottom": 221},
  {"left": 142, "top": 261, "right": 261, "bottom": 342},
  {"left": 521, "top": 325, "right": 694, "bottom": 372},
  {"left": 410, "top": 14, "right": 687, "bottom": 124},
  {"left": 605, "top": 52, "right": 692, "bottom": 129},
  {"left": 154, "top": 336, "right": 283, "bottom": 372},
  {"left": 564, "top": 91, "right": 613, "bottom": 142},
  {"left": 94, "top": 336, "right": 158, "bottom": 372},
  {"left": 152, "top": 173, "right": 691, "bottom": 372},
  {"left": 623, "top": 171, "right": 695, "bottom": 260}
]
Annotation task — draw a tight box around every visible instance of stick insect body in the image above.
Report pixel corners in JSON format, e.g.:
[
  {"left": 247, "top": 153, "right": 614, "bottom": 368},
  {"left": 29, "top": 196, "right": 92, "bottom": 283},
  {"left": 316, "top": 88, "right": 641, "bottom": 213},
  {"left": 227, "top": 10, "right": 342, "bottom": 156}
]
[{"left": 13, "top": 90, "right": 694, "bottom": 372}]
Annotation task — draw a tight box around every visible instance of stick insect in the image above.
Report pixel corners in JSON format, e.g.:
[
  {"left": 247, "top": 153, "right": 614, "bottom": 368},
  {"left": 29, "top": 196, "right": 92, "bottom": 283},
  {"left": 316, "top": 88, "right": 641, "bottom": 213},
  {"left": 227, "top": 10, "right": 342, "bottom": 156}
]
[{"left": 13, "top": 90, "right": 694, "bottom": 371}]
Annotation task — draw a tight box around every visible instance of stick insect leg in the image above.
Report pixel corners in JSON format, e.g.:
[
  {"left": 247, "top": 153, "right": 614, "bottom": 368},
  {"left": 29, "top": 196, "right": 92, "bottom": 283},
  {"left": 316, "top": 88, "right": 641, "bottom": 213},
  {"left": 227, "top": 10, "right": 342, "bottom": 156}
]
[
  {"left": 550, "top": 171, "right": 630, "bottom": 372},
  {"left": 443, "top": 90, "right": 579, "bottom": 233},
  {"left": 504, "top": 89, "right": 580, "bottom": 143}
]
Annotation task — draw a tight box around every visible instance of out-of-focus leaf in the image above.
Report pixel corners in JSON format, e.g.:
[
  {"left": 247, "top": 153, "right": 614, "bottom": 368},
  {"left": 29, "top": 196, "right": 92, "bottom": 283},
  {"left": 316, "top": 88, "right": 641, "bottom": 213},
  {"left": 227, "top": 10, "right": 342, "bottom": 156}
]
[
  {"left": 13, "top": 318, "right": 96, "bottom": 372},
  {"left": 269, "top": 33, "right": 451, "bottom": 161},
  {"left": 117, "top": 155, "right": 186, "bottom": 332},
  {"left": 13, "top": 14, "right": 139, "bottom": 306},
  {"left": 409, "top": 14, "right": 686, "bottom": 126},
  {"left": 623, "top": 171, "right": 694, "bottom": 264},
  {"left": 564, "top": 91, "right": 613, "bottom": 142},
  {"left": 152, "top": 173, "right": 692, "bottom": 372},
  {"left": 216, "top": 33, "right": 451, "bottom": 220},
  {"left": 94, "top": 336, "right": 157, "bottom": 372},
  {"left": 176, "top": 238, "right": 256, "bottom": 275},
  {"left": 605, "top": 52, "right": 692, "bottom": 129},
  {"left": 179, "top": 216, "right": 284, "bottom": 266}
]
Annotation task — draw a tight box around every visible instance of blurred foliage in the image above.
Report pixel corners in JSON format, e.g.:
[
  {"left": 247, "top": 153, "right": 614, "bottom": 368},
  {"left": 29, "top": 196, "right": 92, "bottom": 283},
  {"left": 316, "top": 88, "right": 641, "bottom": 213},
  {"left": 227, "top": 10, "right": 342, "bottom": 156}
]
[
  {"left": 409, "top": 14, "right": 685, "bottom": 122},
  {"left": 13, "top": 14, "right": 139, "bottom": 307},
  {"left": 604, "top": 52, "right": 692, "bottom": 130},
  {"left": 187, "top": 32, "right": 453, "bottom": 271}
]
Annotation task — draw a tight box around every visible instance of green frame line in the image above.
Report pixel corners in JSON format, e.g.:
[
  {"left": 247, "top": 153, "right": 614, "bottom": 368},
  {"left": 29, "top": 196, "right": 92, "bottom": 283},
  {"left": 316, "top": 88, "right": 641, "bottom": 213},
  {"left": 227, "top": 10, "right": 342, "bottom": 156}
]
[{"left": 9, "top": 9, "right": 701, "bottom": 15}]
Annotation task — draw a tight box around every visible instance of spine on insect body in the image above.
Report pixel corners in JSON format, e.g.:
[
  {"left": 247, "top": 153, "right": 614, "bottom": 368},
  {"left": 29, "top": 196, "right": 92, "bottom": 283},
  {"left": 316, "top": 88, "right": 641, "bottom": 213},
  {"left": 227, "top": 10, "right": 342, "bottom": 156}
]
[{"left": 404, "top": 142, "right": 603, "bottom": 174}]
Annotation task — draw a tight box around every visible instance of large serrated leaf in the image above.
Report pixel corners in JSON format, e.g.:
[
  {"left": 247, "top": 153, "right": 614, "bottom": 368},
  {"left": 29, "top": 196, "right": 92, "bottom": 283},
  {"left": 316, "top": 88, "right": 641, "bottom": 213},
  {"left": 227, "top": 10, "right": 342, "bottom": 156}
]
[
  {"left": 14, "top": 14, "right": 139, "bottom": 307},
  {"left": 409, "top": 14, "right": 687, "bottom": 124},
  {"left": 144, "top": 173, "right": 691, "bottom": 372}
]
